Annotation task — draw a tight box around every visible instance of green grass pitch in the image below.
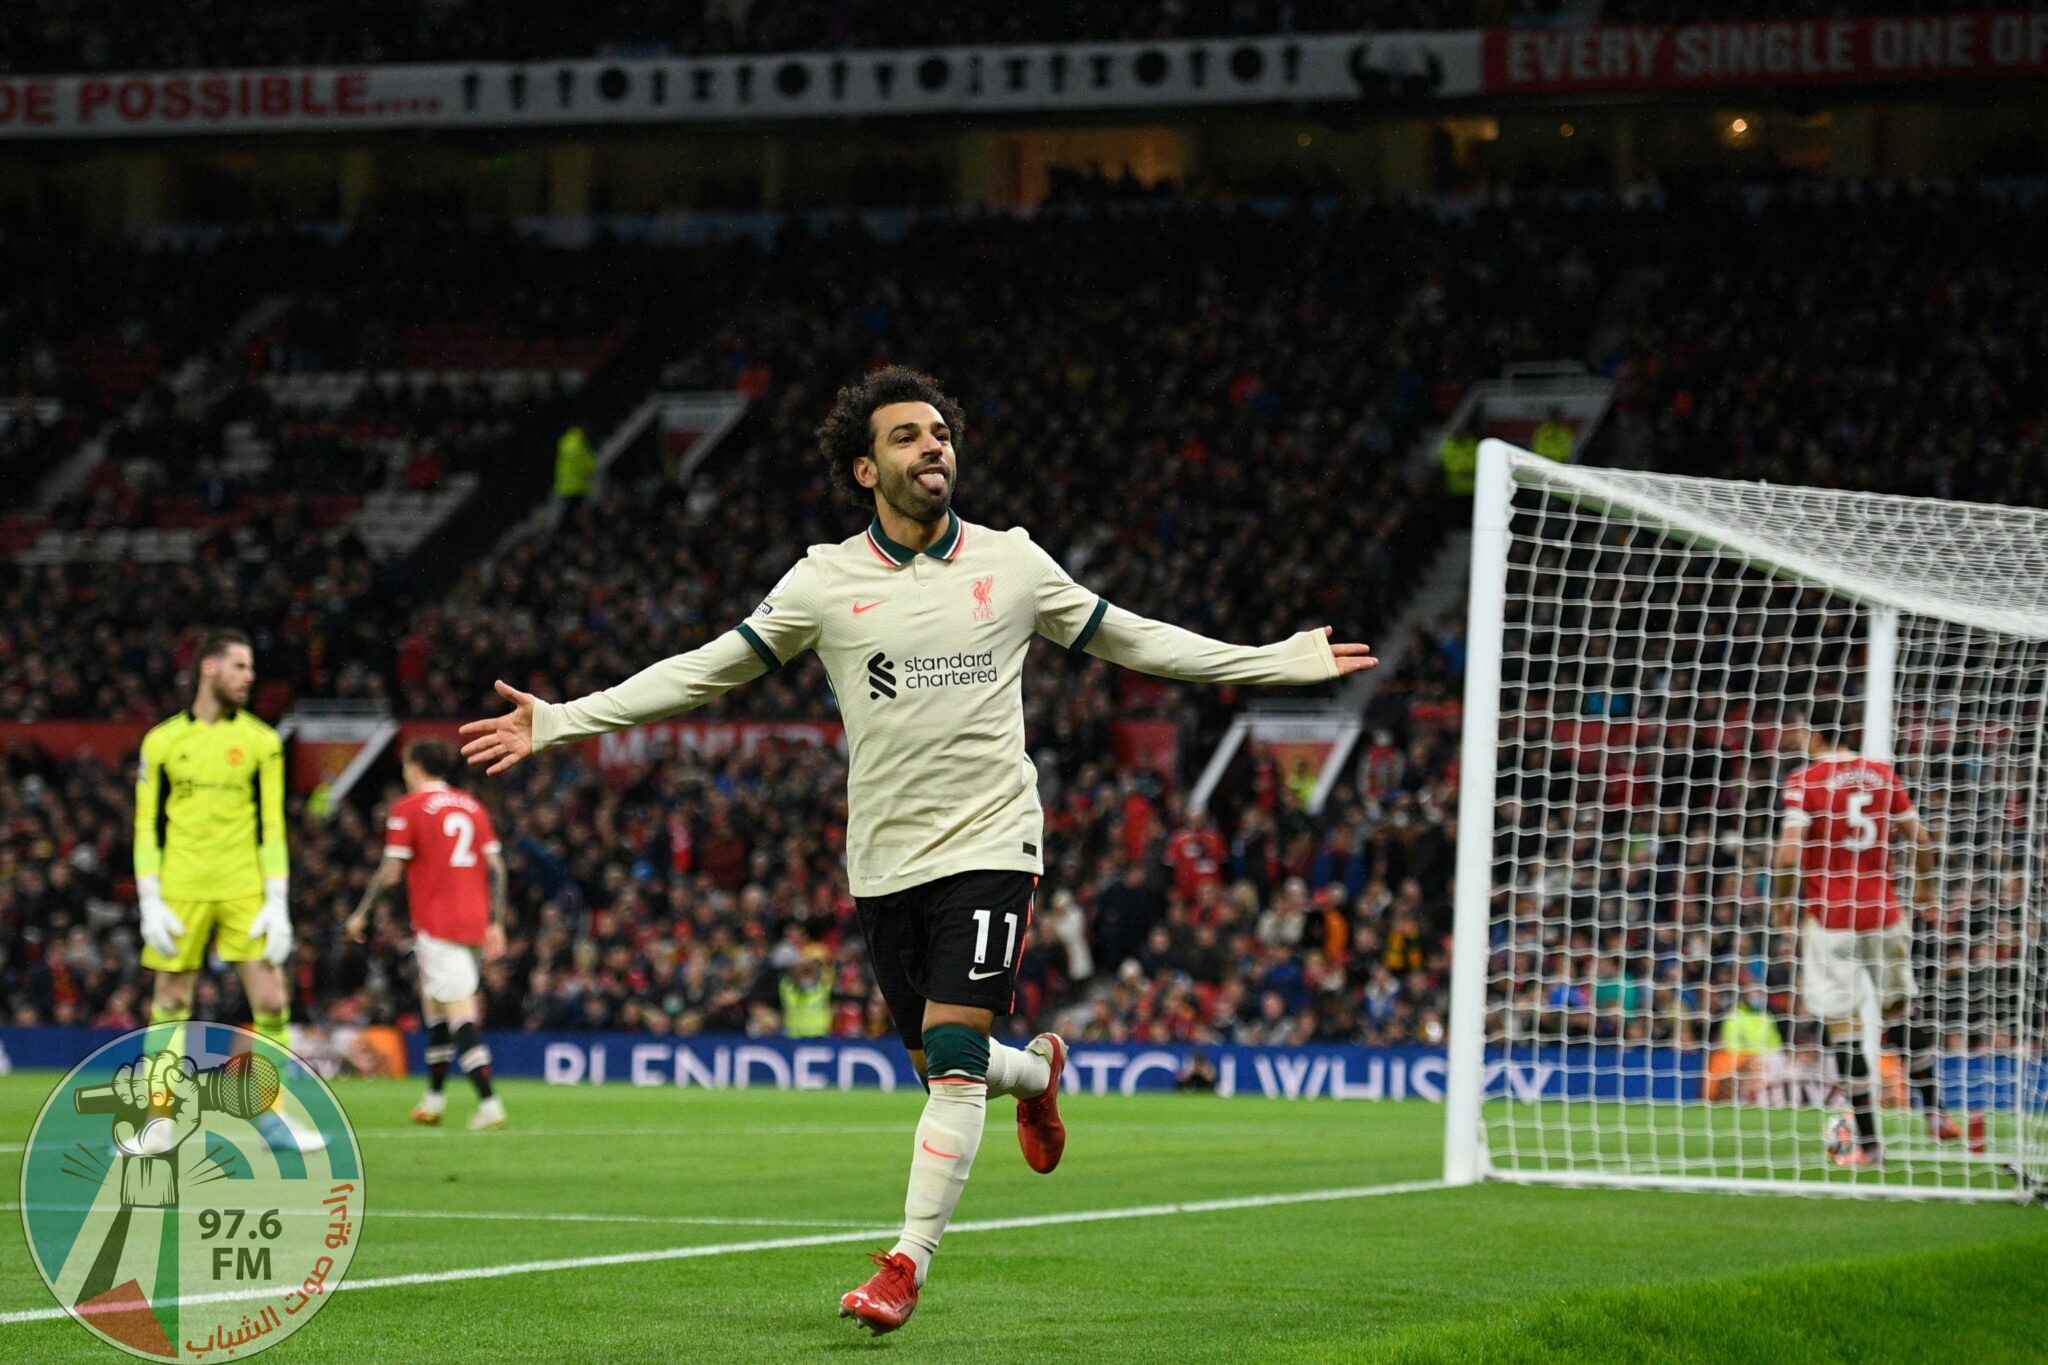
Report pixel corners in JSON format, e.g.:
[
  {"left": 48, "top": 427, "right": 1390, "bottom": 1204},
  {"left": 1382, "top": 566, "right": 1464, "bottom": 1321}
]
[{"left": 3, "top": 1076, "right": 2043, "bottom": 1361}]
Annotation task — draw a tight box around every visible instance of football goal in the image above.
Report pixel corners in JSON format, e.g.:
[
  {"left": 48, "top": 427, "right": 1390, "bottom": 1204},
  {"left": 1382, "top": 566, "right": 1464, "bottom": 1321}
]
[{"left": 1443, "top": 441, "right": 2046, "bottom": 1202}]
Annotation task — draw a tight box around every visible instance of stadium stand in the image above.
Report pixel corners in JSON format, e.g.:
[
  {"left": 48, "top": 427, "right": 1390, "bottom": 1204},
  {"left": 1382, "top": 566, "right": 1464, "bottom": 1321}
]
[
  {"left": 1, "top": 215, "right": 674, "bottom": 716},
  {"left": 0, "top": 3, "right": 1478, "bottom": 74},
  {"left": 5, "top": 179, "right": 2042, "bottom": 1058},
  {"left": 0, "top": 622, "right": 1461, "bottom": 1048},
  {"left": 6, "top": 192, "right": 1627, "bottom": 721},
  {"left": 7, "top": 2, "right": 2032, "bottom": 76},
  {"left": 404, "top": 195, "right": 1616, "bottom": 725},
  {"left": 1601, "top": 182, "right": 2048, "bottom": 507}
]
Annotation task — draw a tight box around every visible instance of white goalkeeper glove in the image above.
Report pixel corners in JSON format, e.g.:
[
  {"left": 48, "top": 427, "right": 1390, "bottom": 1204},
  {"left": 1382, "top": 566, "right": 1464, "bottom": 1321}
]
[
  {"left": 251, "top": 877, "right": 294, "bottom": 965},
  {"left": 137, "top": 877, "right": 184, "bottom": 959}
]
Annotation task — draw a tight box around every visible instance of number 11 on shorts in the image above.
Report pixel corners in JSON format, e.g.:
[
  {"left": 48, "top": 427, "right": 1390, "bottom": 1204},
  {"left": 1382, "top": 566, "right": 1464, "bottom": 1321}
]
[{"left": 971, "top": 908, "right": 1018, "bottom": 968}]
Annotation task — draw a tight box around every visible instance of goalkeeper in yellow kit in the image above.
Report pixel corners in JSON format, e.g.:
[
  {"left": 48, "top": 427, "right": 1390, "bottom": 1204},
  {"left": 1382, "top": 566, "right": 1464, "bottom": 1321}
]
[{"left": 133, "top": 629, "right": 321, "bottom": 1146}]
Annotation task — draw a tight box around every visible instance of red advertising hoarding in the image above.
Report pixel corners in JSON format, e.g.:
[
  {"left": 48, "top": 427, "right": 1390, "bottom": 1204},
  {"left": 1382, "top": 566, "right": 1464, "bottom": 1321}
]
[{"left": 1486, "top": 11, "right": 2048, "bottom": 94}]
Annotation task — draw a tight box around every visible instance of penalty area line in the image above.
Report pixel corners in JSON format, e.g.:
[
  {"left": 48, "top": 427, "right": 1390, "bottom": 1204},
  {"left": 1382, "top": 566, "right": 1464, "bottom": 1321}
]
[{"left": 0, "top": 1179, "right": 1448, "bottom": 1325}]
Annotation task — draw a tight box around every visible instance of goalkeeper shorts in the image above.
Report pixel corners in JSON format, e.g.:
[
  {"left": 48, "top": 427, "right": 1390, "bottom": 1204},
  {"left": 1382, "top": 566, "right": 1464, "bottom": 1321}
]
[{"left": 140, "top": 894, "right": 267, "bottom": 973}]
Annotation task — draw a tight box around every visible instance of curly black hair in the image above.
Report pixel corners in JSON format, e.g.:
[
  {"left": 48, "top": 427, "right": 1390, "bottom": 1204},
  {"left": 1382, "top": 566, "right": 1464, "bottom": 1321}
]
[{"left": 814, "top": 365, "right": 966, "bottom": 507}]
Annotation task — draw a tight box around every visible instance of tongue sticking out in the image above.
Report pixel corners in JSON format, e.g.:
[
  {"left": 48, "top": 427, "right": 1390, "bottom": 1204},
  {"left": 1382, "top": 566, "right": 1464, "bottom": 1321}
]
[{"left": 916, "top": 469, "right": 946, "bottom": 496}]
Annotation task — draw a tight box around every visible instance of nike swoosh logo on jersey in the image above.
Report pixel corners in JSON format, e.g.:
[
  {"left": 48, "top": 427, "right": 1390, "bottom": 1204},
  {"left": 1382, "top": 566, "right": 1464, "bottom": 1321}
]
[
  {"left": 852, "top": 600, "right": 887, "bottom": 614},
  {"left": 967, "top": 967, "right": 1004, "bottom": 981}
]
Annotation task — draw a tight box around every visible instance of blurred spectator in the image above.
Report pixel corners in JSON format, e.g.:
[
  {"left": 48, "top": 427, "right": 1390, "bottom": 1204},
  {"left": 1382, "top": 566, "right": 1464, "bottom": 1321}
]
[
  {"left": 778, "top": 954, "right": 831, "bottom": 1038},
  {"left": 1438, "top": 421, "right": 1479, "bottom": 495},
  {"left": 1531, "top": 407, "right": 1574, "bottom": 464},
  {"left": 553, "top": 421, "right": 596, "bottom": 528}
]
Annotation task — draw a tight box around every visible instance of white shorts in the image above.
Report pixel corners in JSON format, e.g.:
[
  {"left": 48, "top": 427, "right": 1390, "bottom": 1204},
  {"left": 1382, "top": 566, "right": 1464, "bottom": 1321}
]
[
  {"left": 415, "top": 930, "right": 482, "bottom": 1004},
  {"left": 1800, "top": 922, "right": 1916, "bottom": 1023}
]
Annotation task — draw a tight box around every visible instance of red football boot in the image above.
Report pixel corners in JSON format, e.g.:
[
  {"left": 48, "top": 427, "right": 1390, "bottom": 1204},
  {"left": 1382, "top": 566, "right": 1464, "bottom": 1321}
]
[
  {"left": 839, "top": 1251, "right": 919, "bottom": 1335},
  {"left": 1016, "top": 1032, "right": 1067, "bottom": 1174},
  {"left": 1925, "top": 1110, "right": 1962, "bottom": 1142}
]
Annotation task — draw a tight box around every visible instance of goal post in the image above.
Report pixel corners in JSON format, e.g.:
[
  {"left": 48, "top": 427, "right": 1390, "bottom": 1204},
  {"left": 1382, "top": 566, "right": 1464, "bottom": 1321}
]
[{"left": 1444, "top": 440, "right": 2047, "bottom": 1202}]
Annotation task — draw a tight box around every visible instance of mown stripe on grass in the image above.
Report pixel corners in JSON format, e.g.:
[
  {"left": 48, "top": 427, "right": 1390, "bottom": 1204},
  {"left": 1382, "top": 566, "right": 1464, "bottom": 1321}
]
[
  {"left": 0, "top": 1202, "right": 877, "bottom": 1229},
  {"left": 0, "top": 1179, "right": 1446, "bottom": 1325},
  {"left": 1353, "top": 1228, "right": 2048, "bottom": 1364}
]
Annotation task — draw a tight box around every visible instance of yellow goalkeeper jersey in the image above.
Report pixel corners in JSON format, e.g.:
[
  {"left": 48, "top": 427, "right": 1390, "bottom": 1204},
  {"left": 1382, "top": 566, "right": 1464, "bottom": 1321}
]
[
  {"left": 133, "top": 708, "right": 289, "bottom": 901},
  {"left": 530, "top": 510, "right": 1335, "bottom": 895}
]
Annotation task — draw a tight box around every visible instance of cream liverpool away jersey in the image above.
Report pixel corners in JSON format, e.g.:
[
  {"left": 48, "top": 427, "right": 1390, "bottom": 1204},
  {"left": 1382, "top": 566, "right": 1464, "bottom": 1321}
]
[{"left": 530, "top": 510, "right": 1336, "bottom": 895}]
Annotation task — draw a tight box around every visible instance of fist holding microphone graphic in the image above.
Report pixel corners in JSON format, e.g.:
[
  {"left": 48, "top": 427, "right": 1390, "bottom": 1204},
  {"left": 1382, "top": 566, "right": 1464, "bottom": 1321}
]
[{"left": 73, "top": 1051, "right": 279, "bottom": 1206}]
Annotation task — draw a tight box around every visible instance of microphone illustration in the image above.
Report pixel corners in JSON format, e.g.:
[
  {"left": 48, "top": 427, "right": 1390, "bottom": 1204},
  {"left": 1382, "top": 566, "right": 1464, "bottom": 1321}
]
[{"left": 74, "top": 1052, "right": 281, "bottom": 1120}]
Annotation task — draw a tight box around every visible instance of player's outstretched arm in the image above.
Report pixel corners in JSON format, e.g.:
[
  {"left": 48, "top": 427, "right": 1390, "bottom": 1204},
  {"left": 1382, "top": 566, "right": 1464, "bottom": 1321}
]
[
  {"left": 1321, "top": 627, "right": 1378, "bottom": 677},
  {"left": 1084, "top": 608, "right": 1372, "bottom": 687},
  {"left": 1022, "top": 532, "right": 1368, "bottom": 685},
  {"left": 461, "top": 630, "right": 779, "bottom": 776},
  {"left": 460, "top": 680, "right": 538, "bottom": 775}
]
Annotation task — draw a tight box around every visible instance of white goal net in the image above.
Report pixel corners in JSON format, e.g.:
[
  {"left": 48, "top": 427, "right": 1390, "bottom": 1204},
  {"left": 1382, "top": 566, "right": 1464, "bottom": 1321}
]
[{"left": 1444, "top": 443, "right": 2048, "bottom": 1202}]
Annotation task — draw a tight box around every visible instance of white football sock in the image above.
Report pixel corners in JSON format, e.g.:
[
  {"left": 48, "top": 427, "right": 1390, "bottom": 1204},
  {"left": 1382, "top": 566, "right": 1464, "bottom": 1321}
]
[
  {"left": 890, "top": 1078, "right": 987, "bottom": 1285},
  {"left": 984, "top": 1039, "right": 1051, "bottom": 1099}
]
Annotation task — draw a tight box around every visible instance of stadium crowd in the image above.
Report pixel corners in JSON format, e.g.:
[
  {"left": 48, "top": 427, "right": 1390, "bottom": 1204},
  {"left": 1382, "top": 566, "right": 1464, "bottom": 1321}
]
[
  {"left": 406, "top": 195, "right": 1609, "bottom": 729},
  {"left": 5, "top": 181, "right": 2045, "bottom": 1061},
  {"left": 0, "top": 629, "right": 1466, "bottom": 1050},
  {"left": 7, "top": 192, "right": 1623, "bottom": 725},
  {"left": 23, "top": 183, "right": 2042, "bottom": 728},
  {"left": 0, "top": 217, "right": 668, "bottom": 719},
  {"left": 1601, "top": 181, "right": 2048, "bottom": 507}
]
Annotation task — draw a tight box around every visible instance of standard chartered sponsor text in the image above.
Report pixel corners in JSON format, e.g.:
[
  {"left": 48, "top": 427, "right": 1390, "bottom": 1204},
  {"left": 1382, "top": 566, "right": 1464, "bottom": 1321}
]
[{"left": 901, "top": 651, "right": 998, "bottom": 689}]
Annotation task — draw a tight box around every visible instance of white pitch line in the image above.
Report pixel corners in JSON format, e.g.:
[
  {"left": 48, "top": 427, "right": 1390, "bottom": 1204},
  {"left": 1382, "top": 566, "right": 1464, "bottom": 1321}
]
[
  {"left": 1, "top": 1119, "right": 1386, "bottom": 1154},
  {"left": 0, "top": 1125, "right": 902, "bottom": 1154},
  {"left": 0, "top": 1203, "right": 877, "bottom": 1230},
  {"left": 369, "top": 1209, "right": 883, "bottom": 1228},
  {"left": 0, "top": 1179, "right": 1447, "bottom": 1325},
  {"left": 314, "top": 1123, "right": 918, "bottom": 1141}
]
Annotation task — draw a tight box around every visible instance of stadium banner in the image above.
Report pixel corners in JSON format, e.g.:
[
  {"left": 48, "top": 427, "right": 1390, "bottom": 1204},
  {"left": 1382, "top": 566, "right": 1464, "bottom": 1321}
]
[
  {"left": 396, "top": 717, "right": 845, "bottom": 783},
  {"left": 1110, "top": 719, "right": 1180, "bottom": 784},
  {"left": 0, "top": 32, "right": 1481, "bottom": 140},
  {"left": 1484, "top": 11, "right": 2048, "bottom": 95},
  {"left": 0, "top": 1028, "right": 2027, "bottom": 1107},
  {"left": 281, "top": 712, "right": 399, "bottom": 799},
  {"left": 0, "top": 721, "right": 148, "bottom": 766}
]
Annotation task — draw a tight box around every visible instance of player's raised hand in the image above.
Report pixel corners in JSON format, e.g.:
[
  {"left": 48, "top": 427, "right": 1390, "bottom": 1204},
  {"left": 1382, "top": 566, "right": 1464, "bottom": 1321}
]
[
  {"left": 1322, "top": 627, "right": 1377, "bottom": 677},
  {"left": 459, "top": 680, "right": 539, "bottom": 776}
]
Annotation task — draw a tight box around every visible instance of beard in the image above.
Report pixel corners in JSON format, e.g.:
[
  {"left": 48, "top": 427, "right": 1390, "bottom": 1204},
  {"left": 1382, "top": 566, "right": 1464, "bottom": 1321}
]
[
  {"left": 878, "top": 458, "right": 953, "bottom": 523},
  {"left": 205, "top": 677, "right": 251, "bottom": 710}
]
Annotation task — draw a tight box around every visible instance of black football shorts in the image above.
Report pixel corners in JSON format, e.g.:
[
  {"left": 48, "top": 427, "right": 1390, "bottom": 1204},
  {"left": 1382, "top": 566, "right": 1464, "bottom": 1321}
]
[{"left": 854, "top": 869, "right": 1037, "bottom": 1051}]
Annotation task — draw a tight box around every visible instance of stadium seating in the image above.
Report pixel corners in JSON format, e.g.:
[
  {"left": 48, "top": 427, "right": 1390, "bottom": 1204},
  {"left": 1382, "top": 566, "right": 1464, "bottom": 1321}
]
[
  {"left": 1, "top": 621, "right": 1460, "bottom": 1046},
  {"left": 1602, "top": 182, "right": 2048, "bottom": 506},
  {"left": 8, "top": 179, "right": 2041, "bottom": 1056}
]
